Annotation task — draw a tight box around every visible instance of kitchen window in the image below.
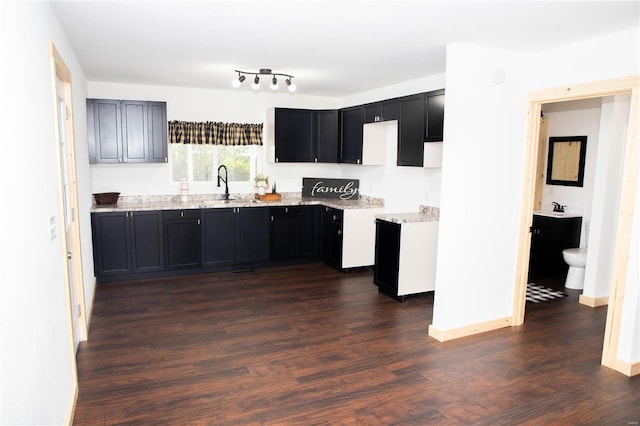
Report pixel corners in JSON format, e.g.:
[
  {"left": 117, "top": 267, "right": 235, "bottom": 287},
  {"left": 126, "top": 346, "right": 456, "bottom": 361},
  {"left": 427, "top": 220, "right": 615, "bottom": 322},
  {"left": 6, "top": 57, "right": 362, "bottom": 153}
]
[{"left": 171, "top": 144, "right": 258, "bottom": 183}]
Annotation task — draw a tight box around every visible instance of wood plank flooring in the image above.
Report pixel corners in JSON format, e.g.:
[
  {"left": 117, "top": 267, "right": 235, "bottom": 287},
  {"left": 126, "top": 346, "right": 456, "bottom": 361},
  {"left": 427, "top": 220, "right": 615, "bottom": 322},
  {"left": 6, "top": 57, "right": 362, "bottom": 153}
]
[{"left": 73, "top": 262, "right": 640, "bottom": 425}]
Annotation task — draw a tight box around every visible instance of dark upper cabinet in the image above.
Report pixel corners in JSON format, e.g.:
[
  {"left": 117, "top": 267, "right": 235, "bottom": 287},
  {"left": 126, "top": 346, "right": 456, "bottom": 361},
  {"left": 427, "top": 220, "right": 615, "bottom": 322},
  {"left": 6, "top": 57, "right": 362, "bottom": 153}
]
[
  {"left": 398, "top": 94, "right": 425, "bottom": 167},
  {"left": 528, "top": 215, "right": 582, "bottom": 281},
  {"left": 315, "top": 110, "right": 339, "bottom": 163},
  {"left": 148, "top": 101, "right": 169, "bottom": 162},
  {"left": 274, "top": 108, "right": 338, "bottom": 163},
  {"left": 425, "top": 89, "right": 445, "bottom": 142},
  {"left": 87, "top": 98, "right": 167, "bottom": 164},
  {"left": 87, "top": 99, "right": 121, "bottom": 163},
  {"left": 364, "top": 100, "right": 400, "bottom": 123},
  {"left": 274, "top": 108, "right": 315, "bottom": 162},
  {"left": 339, "top": 106, "right": 364, "bottom": 164},
  {"left": 163, "top": 210, "right": 201, "bottom": 270},
  {"left": 91, "top": 211, "right": 164, "bottom": 277}
]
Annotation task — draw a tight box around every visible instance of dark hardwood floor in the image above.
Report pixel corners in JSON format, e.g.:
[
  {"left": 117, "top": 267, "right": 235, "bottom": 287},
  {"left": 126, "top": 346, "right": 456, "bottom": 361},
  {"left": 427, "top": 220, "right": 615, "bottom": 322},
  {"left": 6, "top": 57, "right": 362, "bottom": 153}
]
[{"left": 73, "top": 262, "right": 639, "bottom": 425}]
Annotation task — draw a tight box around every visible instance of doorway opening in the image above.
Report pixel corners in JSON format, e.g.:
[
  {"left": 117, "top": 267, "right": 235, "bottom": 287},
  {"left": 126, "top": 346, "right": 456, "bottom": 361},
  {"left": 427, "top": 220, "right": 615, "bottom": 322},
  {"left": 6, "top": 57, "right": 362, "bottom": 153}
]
[{"left": 512, "top": 76, "right": 639, "bottom": 376}]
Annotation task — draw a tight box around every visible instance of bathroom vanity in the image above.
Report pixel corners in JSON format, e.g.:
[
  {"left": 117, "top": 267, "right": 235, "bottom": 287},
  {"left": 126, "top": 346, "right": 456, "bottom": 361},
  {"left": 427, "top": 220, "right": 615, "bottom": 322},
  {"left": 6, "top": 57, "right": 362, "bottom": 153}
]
[{"left": 528, "top": 212, "right": 582, "bottom": 282}]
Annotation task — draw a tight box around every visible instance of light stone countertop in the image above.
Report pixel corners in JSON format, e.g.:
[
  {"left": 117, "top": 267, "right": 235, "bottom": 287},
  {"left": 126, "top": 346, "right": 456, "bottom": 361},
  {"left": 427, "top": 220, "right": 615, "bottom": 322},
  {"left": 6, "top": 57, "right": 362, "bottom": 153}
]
[
  {"left": 375, "top": 205, "right": 440, "bottom": 224},
  {"left": 91, "top": 193, "right": 384, "bottom": 213}
]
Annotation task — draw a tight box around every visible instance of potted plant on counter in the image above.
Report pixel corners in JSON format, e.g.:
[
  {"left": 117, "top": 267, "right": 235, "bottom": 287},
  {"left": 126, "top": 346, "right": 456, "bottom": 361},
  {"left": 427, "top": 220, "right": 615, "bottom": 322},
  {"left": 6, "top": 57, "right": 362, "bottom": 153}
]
[{"left": 254, "top": 174, "right": 269, "bottom": 195}]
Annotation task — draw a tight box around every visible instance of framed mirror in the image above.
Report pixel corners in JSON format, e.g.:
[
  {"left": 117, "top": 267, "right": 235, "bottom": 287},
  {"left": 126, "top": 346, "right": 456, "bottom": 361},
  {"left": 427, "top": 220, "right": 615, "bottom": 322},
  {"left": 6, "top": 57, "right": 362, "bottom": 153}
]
[{"left": 546, "top": 136, "right": 587, "bottom": 187}]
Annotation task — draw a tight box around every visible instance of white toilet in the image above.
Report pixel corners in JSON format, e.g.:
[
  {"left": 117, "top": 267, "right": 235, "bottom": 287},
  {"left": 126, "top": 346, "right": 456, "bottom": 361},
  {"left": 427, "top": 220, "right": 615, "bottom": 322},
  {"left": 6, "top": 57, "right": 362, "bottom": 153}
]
[{"left": 562, "top": 247, "right": 588, "bottom": 289}]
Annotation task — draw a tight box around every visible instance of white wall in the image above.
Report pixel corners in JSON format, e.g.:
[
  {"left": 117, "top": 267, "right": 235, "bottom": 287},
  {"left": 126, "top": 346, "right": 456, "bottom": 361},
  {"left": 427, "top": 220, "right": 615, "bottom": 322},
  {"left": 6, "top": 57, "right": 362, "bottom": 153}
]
[
  {"left": 431, "top": 42, "right": 532, "bottom": 330},
  {"left": 88, "top": 77, "right": 446, "bottom": 212},
  {"left": 534, "top": 28, "right": 639, "bottom": 366},
  {"left": 583, "top": 95, "right": 630, "bottom": 300},
  {"left": 0, "top": 2, "right": 91, "bottom": 424},
  {"left": 541, "top": 98, "right": 602, "bottom": 245},
  {"left": 430, "top": 28, "right": 639, "bottom": 367}
]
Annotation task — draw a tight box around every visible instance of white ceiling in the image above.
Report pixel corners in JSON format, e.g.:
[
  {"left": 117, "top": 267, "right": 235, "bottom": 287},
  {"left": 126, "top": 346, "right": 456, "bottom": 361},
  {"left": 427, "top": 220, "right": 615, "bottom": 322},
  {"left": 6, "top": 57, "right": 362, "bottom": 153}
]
[{"left": 51, "top": 0, "right": 639, "bottom": 97}]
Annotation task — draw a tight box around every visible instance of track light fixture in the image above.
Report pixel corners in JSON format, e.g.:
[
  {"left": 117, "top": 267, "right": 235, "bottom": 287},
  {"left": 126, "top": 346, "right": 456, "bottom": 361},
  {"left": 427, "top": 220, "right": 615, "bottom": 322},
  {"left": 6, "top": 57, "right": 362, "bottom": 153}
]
[{"left": 232, "top": 68, "right": 296, "bottom": 92}]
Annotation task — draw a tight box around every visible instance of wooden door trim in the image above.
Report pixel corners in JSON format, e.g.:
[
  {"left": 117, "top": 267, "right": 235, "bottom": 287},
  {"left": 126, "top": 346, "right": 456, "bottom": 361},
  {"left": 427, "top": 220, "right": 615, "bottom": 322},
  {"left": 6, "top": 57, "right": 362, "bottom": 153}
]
[{"left": 514, "top": 75, "right": 640, "bottom": 377}]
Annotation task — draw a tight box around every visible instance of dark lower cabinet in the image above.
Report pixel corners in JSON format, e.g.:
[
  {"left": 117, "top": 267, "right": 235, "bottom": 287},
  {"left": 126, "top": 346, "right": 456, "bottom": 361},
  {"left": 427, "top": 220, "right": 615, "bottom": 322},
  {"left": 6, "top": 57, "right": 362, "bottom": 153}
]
[
  {"left": 202, "top": 207, "right": 269, "bottom": 267},
  {"left": 237, "top": 207, "right": 269, "bottom": 264},
  {"left": 163, "top": 210, "right": 201, "bottom": 270},
  {"left": 202, "top": 208, "right": 236, "bottom": 267},
  {"left": 373, "top": 219, "right": 401, "bottom": 297},
  {"left": 321, "top": 207, "right": 343, "bottom": 268},
  {"left": 269, "top": 206, "right": 320, "bottom": 261},
  {"left": 528, "top": 215, "right": 582, "bottom": 281},
  {"left": 91, "top": 211, "right": 164, "bottom": 277}
]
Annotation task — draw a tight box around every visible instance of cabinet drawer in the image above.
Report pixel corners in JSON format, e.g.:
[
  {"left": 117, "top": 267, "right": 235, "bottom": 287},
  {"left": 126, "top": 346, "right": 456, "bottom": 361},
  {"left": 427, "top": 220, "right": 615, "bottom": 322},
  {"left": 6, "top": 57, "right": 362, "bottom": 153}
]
[
  {"left": 163, "top": 209, "right": 201, "bottom": 220},
  {"left": 324, "top": 207, "right": 343, "bottom": 225}
]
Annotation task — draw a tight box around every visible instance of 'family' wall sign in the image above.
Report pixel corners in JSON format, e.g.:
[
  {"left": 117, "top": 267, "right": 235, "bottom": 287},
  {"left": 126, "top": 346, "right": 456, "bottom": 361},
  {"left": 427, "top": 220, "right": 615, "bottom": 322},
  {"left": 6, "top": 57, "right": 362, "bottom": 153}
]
[{"left": 302, "top": 178, "right": 360, "bottom": 200}]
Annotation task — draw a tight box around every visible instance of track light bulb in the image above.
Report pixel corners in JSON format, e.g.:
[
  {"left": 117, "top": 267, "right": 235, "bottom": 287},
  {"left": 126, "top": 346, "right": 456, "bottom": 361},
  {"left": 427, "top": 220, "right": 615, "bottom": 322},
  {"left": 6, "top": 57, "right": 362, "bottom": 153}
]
[
  {"left": 271, "top": 75, "right": 278, "bottom": 90},
  {"left": 286, "top": 78, "right": 296, "bottom": 92},
  {"left": 252, "top": 75, "right": 260, "bottom": 89},
  {"left": 231, "top": 75, "right": 243, "bottom": 88}
]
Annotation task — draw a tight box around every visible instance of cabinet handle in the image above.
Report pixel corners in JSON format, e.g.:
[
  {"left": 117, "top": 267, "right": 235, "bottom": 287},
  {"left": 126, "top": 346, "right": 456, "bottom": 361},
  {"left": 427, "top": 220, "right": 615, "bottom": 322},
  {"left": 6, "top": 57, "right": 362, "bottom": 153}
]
[
  {"left": 197, "top": 219, "right": 200, "bottom": 225},
  {"left": 285, "top": 207, "right": 288, "bottom": 213},
  {"left": 314, "top": 158, "right": 318, "bottom": 163},
  {"left": 332, "top": 215, "right": 337, "bottom": 221},
  {"left": 357, "top": 159, "right": 361, "bottom": 164},
  {"left": 337, "top": 229, "right": 342, "bottom": 235},
  {"left": 271, "top": 216, "right": 274, "bottom": 222},
  {"left": 180, "top": 211, "right": 184, "bottom": 218}
]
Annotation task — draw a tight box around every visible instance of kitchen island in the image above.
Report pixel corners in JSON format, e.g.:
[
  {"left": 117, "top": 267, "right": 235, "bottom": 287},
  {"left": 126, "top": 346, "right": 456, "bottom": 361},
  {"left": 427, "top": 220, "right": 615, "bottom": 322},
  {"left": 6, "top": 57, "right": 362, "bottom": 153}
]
[{"left": 374, "top": 206, "right": 439, "bottom": 301}]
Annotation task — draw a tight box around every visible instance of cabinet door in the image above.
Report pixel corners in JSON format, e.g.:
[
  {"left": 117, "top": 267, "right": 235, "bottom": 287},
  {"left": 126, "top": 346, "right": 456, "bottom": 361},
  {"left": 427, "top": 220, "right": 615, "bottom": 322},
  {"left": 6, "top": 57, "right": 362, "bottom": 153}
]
[
  {"left": 381, "top": 99, "right": 400, "bottom": 121},
  {"left": 121, "top": 101, "right": 148, "bottom": 163},
  {"left": 92, "top": 212, "right": 131, "bottom": 276},
  {"left": 147, "top": 102, "right": 168, "bottom": 163},
  {"left": 340, "top": 106, "right": 364, "bottom": 164},
  {"left": 274, "top": 108, "right": 315, "bottom": 162},
  {"left": 364, "top": 103, "right": 382, "bottom": 123},
  {"left": 202, "top": 208, "right": 236, "bottom": 267},
  {"left": 89, "top": 99, "right": 122, "bottom": 163},
  {"left": 528, "top": 216, "right": 582, "bottom": 281},
  {"left": 298, "top": 206, "right": 320, "bottom": 258},
  {"left": 398, "top": 94, "right": 425, "bottom": 167},
  {"left": 315, "top": 110, "right": 339, "bottom": 163},
  {"left": 163, "top": 210, "right": 201, "bottom": 270},
  {"left": 270, "top": 207, "right": 299, "bottom": 260},
  {"left": 237, "top": 207, "right": 269, "bottom": 264},
  {"left": 321, "top": 207, "right": 343, "bottom": 268},
  {"left": 425, "top": 89, "right": 445, "bottom": 142},
  {"left": 129, "top": 211, "right": 164, "bottom": 273},
  {"left": 373, "top": 220, "right": 401, "bottom": 294}
]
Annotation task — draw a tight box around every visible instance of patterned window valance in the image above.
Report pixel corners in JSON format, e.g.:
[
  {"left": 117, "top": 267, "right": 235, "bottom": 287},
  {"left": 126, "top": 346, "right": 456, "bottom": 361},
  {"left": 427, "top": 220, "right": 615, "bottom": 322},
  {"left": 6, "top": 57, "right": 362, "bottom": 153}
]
[{"left": 169, "top": 121, "right": 263, "bottom": 146}]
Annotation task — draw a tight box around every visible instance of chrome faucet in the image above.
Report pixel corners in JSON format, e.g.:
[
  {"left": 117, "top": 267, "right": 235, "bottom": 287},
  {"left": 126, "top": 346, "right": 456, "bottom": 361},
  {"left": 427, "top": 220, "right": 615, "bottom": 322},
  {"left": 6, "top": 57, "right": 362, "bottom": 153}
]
[
  {"left": 217, "top": 164, "right": 229, "bottom": 201},
  {"left": 552, "top": 202, "right": 565, "bottom": 213}
]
